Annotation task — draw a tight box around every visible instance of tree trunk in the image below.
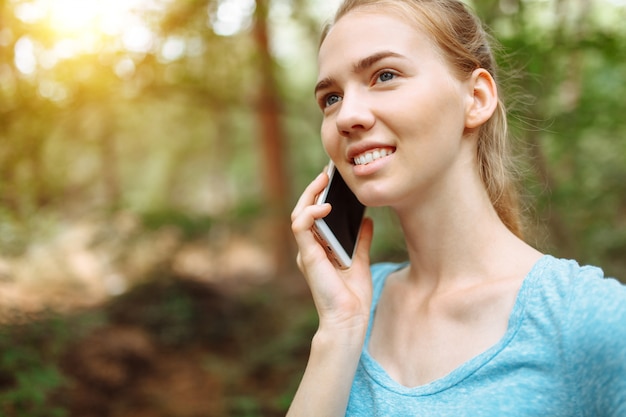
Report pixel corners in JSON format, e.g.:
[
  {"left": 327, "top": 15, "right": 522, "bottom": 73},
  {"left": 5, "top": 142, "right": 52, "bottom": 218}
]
[{"left": 252, "top": 0, "right": 294, "bottom": 275}]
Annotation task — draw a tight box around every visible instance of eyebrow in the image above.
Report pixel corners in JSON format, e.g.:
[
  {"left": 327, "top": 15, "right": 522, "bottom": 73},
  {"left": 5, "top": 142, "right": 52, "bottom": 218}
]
[{"left": 314, "top": 50, "right": 405, "bottom": 95}]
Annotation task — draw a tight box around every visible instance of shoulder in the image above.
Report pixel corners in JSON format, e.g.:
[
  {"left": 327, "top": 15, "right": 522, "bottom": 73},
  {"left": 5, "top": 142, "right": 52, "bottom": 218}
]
[
  {"left": 369, "top": 262, "right": 407, "bottom": 305},
  {"left": 529, "top": 255, "right": 625, "bottom": 311},
  {"left": 531, "top": 255, "right": 626, "bottom": 329},
  {"left": 556, "top": 256, "right": 626, "bottom": 351},
  {"left": 536, "top": 256, "right": 626, "bottom": 415},
  {"left": 524, "top": 255, "right": 626, "bottom": 363},
  {"left": 538, "top": 255, "right": 626, "bottom": 320}
]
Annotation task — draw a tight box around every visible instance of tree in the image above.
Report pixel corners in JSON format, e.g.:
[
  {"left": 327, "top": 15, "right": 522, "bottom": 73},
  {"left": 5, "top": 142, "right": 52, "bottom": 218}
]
[{"left": 252, "top": 0, "right": 294, "bottom": 273}]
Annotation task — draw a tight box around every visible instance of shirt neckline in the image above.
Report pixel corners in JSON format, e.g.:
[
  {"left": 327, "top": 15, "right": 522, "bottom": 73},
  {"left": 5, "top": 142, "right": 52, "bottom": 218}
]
[{"left": 360, "top": 254, "right": 552, "bottom": 396}]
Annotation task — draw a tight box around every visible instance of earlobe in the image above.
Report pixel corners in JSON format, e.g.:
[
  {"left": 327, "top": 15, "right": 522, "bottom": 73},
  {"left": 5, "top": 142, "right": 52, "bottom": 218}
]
[{"left": 465, "top": 68, "right": 498, "bottom": 129}]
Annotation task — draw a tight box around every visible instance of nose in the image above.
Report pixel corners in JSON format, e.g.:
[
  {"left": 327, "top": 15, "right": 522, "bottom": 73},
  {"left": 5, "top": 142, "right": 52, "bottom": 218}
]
[{"left": 335, "top": 90, "right": 375, "bottom": 137}]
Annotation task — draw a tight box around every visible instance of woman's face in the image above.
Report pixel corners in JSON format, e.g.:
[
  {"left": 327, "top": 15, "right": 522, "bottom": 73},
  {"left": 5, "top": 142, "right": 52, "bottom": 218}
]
[{"left": 316, "top": 9, "right": 477, "bottom": 210}]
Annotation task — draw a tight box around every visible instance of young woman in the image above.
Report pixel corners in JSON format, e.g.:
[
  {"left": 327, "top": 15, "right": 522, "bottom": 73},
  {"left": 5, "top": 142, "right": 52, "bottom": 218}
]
[{"left": 289, "top": 0, "right": 626, "bottom": 415}]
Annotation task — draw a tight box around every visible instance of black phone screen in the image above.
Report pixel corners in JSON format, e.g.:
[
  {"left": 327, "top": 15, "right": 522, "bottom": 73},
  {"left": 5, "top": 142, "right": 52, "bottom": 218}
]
[{"left": 324, "top": 169, "right": 365, "bottom": 255}]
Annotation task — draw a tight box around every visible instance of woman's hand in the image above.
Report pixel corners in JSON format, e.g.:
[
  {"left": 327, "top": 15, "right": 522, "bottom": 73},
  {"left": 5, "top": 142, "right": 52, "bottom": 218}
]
[
  {"left": 287, "top": 171, "right": 374, "bottom": 416},
  {"left": 291, "top": 170, "right": 374, "bottom": 337}
]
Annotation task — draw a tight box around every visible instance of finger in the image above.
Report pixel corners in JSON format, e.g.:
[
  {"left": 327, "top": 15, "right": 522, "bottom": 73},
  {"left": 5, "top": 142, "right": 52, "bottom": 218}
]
[
  {"left": 291, "top": 203, "right": 332, "bottom": 235},
  {"left": 291, "top": 172, "right": 329, "bottom": 221},
  {"left": 291, "top": 200, "right": 332, "bottom": 268}
]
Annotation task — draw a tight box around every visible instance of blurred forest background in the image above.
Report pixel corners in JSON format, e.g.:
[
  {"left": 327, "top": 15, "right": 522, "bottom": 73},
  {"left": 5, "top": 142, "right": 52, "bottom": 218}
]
[{"left": 0, "top": 0, "right": 625, "bottom": 415}]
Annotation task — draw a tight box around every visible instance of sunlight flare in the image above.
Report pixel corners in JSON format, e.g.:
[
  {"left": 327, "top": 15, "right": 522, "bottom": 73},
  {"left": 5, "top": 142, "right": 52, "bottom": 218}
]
[{"left": 13, "top": 0, "right": 160, "bottom": 60}]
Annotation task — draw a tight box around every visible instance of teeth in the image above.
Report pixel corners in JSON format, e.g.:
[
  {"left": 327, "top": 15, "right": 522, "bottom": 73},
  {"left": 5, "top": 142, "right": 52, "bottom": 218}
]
[{"left": 353, "top": 148, "right": 395, "bottom": 166}]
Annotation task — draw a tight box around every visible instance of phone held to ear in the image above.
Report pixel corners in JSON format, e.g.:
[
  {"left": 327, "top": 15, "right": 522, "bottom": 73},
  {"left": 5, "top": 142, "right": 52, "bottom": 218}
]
[{"left": 312, "top": 161, "right": 366, "bottom": 269}]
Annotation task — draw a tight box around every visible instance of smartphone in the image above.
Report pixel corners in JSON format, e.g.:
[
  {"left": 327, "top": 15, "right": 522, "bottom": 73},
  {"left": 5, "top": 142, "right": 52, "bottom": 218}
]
[{"left": 312, "top": 161, "right": 366, "bottom": 269}]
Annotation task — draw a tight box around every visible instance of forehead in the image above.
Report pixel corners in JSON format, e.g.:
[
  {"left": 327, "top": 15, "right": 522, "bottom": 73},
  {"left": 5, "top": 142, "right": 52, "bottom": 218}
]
[{"left": 317, "top": 9, "right": 436, "bottom": 74}]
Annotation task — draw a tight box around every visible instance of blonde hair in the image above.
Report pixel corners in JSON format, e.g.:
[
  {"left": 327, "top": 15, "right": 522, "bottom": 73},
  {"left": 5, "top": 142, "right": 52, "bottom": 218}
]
[{"left": 321, "top": 0, "right": 524, "bottom": 238}]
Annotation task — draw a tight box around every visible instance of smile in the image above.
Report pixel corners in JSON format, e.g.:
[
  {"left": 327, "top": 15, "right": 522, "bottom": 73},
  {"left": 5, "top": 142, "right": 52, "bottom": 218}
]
[{"left": 353, "top": 147, "right": 396, "bottom": 166}]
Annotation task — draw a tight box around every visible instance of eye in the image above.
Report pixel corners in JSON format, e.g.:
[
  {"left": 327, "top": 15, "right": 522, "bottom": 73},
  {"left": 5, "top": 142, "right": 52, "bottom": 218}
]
[
  {"left": 323, "top": 94, "right": 342, "bottom": 108},
  {"left": 376, "top": 71, "right": 396, "bottom": 83}
]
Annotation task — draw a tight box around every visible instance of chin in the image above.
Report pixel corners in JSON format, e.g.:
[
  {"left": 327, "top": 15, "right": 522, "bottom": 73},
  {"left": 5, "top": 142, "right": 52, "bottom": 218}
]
[{"left": 354, "top": 189, "right": 392, "bottom": 208}]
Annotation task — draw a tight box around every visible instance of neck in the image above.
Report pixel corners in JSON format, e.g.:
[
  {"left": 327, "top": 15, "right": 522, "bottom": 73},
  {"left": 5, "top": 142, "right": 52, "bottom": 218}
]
[{"left": 391, "top": 174, "right": 539, "bottom": 289}]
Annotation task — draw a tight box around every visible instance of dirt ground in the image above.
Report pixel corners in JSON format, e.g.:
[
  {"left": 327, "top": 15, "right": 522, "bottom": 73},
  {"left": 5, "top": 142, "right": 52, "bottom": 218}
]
[
  {"left": 0, "top": 273, "right": 314, "bottom": 417},
  {"left": 56, "top": 276, "right": 313, "bottom": 417},
  {"left": 0, "top": 216, "right": 315, "bottom": 416}
]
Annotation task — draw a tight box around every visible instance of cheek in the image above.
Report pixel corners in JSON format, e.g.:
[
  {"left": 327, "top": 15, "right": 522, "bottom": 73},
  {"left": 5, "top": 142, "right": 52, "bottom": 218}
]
[
  {"left": 320, "top": 119, "right": 340, "bottom": 155},
  {"left": 396, "top": 89, "right": 465, "bottom": 138}
]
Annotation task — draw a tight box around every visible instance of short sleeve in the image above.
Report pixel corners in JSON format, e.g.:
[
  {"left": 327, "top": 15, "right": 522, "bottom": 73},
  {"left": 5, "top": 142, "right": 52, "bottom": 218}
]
[{"left": 565, "top": 266, "right": 626, "bottom": 417}]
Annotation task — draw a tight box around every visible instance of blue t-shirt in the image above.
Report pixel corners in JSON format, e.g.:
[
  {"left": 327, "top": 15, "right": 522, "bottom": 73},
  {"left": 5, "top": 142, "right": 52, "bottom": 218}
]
[{"left": 346, "top": 255, "right": 626, "bottom": 416}]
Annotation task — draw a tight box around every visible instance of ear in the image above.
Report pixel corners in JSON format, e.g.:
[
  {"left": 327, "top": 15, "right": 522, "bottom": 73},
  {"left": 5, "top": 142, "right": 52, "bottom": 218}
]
[{"left": 465, "top": 68, "right": 498, "bottom": 129}]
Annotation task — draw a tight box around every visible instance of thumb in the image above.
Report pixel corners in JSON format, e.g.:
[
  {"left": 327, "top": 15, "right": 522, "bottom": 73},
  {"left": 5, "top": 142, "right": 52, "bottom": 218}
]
[{"left": 353, "top": 217, "right": 374, "bottom": 265}]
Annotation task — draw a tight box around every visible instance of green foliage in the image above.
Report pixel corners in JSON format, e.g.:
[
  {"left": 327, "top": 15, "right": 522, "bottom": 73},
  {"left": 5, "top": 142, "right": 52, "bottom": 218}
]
[
  {"left": 0, "top": 315, "right": 73, "bottom": 417},
  {"left": 228, "top": 396, "right": 264, "bottom": 417},
  {"left": 140, "top": 209, "right": 214, "bottom": 240},
  {"left": 471, "top": 0, "right": 626, "bottom": 280}
]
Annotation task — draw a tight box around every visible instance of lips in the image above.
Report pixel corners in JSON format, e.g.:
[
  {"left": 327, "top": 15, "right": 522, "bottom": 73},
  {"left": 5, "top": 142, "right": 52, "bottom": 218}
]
[{"left": 352, "top": 147, "right": 396, "bottom": 166}]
